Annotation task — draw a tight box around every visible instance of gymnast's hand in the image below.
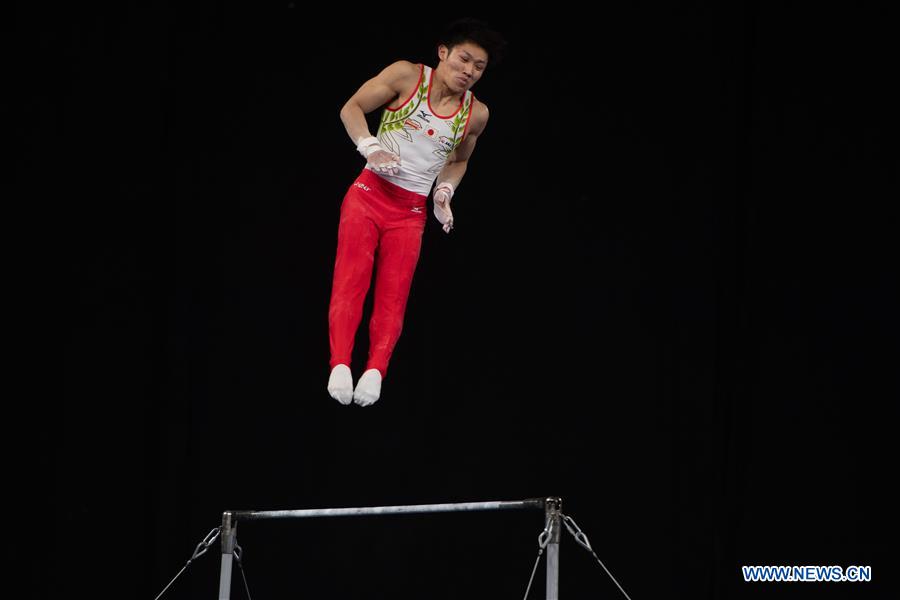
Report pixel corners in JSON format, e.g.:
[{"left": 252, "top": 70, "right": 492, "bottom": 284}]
[
  {"left": 356, "top": 136, "right": 400, "bottom": 176},
  {"left": 432, "top": 181, "right": 454, "bottom": 233}
]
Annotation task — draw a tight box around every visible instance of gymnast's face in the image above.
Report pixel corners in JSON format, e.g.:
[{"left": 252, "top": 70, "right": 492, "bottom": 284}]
[{"left": 438, "top": 42, "right": 488, "bottom": 93}]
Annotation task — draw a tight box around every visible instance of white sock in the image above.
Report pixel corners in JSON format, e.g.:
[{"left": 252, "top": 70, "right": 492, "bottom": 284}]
[
  {"left": 353, "top": 369, "right": 382, "bottom": 406},
  {"left": 327, "top": 364, "right": 354, "bottom": 405}
]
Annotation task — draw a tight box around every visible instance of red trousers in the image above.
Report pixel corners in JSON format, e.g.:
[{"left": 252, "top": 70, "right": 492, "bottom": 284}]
[{"left": 328, "top": 169, "right": 427, "bottom": 378}]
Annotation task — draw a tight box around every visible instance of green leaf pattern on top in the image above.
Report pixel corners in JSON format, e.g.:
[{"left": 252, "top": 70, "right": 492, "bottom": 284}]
[
  {"left": 374, "top": 66, "right": 473, "bottom": 175},
  {"left": 376, "top": 76, "right": 428, "bottom": 156},
  {"left": 448, "top": 95, "right": 472, "bottom": 150},
  {"left": 427, "top": 94, "right": 471, "bottom": 173}
]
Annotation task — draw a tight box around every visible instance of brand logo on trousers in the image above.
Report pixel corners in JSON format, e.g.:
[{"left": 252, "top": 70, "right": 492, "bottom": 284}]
[
  {"left": 411, "top": 207, "right": 423, "bottom": 213},
  {"left": 354, "top": 182, "right": 371, "bottom": 192}
]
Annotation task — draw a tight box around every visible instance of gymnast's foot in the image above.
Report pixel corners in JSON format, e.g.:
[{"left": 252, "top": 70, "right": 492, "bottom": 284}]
[
  {"left": 327, "top": 364, "right": 354, "bottom": 405},
  {"left": 353, "top": 369, "right": 382, "bottom": 407}
]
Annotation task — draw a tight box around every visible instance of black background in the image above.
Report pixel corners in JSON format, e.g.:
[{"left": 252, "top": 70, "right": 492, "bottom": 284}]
[{"left": 24, "top": 2, "right": 897, "bottom": 599}]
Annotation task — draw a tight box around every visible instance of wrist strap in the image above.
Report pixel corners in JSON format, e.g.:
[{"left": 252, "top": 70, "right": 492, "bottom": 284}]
[
  {"left": 356, "top": 136, "right": 381, "bottom": 157},
  {"left": 434, "top": 181, "right": 455, "bottom": 197}
]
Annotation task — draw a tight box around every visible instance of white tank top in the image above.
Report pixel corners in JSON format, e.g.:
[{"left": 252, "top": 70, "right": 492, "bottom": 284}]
[{"left": 367, "top": 64, "right": 475, "bottom": 195}]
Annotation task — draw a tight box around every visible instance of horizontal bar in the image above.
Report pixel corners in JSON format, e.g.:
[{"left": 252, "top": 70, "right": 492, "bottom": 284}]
[{"left": 229, "top": 498, "right": 547, "bottom": 521}]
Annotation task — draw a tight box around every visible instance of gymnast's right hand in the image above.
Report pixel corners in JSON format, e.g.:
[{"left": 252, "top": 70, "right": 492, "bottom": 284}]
[{"left": 356, "top": 136, "right": 400, "bottom": 176}]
